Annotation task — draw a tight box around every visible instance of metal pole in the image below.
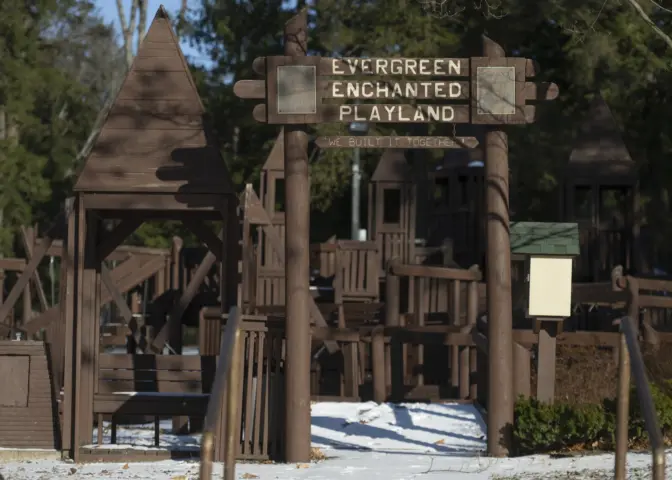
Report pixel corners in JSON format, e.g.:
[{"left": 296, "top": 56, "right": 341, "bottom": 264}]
[
  {"left": 614, "top": 331, "right": 630, "bottom": 480},
  {"left": 223, "top": 329, "right": 242, "bottom": 480},
  {"left": 483, "top": 35, "right": 514, "bottom": 457},
  {"left": 351, "top": 145, "right": 361, "bottom": 240},
  {"left": 283, "top": 8, "right": 312, "bottom": 463}
]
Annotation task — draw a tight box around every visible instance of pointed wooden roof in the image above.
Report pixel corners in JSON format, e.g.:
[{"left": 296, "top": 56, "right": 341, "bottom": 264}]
[
  {"left": 371, "top": 149, "right": 411, "bottom": 182},
  {"left": 240, "top": 184, "right": 271, "bottom": 225},
  {"left": 567, "top": 93, "right": 635, "bottom": 182},
  {"left": 262, "top": 129, "right": 285, "bottom": 172},
  {"left": 74, "top": 6, "right": 234, "bottom": 196}
]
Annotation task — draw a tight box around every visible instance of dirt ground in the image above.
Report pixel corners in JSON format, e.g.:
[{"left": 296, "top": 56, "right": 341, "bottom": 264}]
[
  {"left": 530, "top": 345, "right": 619, "bottom": 404},
  {"left": 529, "top": 343, "right": 672, "bottom": 405}
]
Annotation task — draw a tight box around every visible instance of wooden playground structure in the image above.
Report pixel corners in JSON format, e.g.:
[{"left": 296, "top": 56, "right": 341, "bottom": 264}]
[{"left": 0, "top": 6, "right": 670, "bottom": 476}]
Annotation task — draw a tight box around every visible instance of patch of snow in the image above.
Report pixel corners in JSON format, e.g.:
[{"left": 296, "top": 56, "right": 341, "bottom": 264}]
[{"left": 0, "top": 402, "right": 666, "bottom": 479}]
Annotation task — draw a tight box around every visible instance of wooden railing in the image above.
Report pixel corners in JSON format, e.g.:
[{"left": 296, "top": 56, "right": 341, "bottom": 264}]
[
  {"left": 612, "top": 271, "right": 667, "bottom": 480},
  {"left": 384, "top": 260, "right": 481, "bottom": 399},
  {"left": 200, "top": 306, "right": 243, "bottom": 480}
]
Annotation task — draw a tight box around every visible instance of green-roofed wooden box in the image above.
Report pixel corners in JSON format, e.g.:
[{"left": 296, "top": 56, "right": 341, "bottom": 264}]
[
  {"left": 510, "top": 222, "right": 580, "bottom": 257},
  {"left": 510, "top": 222, "right": 579, "bottom": 319}
]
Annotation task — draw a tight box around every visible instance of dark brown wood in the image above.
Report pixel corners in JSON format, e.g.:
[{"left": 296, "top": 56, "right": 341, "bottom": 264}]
[
  {"left": 482, "top": 36, "right": 514, "bottom": 457},
  {"left": 182, "top": 218, "right": 224, "bottom": 262},
  {"left": 315, "top": 136, "right": 479, "bottom": 149},
  {"left": 0, "top": 258, "right": 26, "bottom": 270},
  {"left": 0, "top": 342, "right": 58, "bottom": 450},
  {"left": 252, "top": 56, "right": 471, "bottom": 76},
  {"left": 236, "top": 79, "right": 471, "bottom": 100},
  {"left": 0, "top": 213, "right": 65, "bottom": 332},
  {"left": 150, "top": 246, "right": 218, "bottom": 352},
  {"left": 253, "top": 103, "right": 472, "bottom": 124},
  {"left": 283, "top": 9, "right": 312, "bottom": 464},
  {"left": 390, "top": 263, "right": 482, "bottom": 281},
  {"left": 97, "top": 218, "right": 145, "bottom": 260},
  {"left": 20, "top": 226, "right": 49, "bottom": 311},
  {"left": 372, "top": 327, "right": 386, "bottom": 402},
  {"left": 513, "top": 343, "right": 531, "bottom": 399},
  {"left": 73, "top": 8, "right": 235, "bottom": 198}
]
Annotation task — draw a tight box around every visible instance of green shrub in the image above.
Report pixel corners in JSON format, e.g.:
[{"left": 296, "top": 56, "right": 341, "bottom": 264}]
[
  {"left": 514, "top": 396, "right": 607, "bottom": 454},
  {"left": 513, "top": 383, "right": 672, "bottom": 455}
]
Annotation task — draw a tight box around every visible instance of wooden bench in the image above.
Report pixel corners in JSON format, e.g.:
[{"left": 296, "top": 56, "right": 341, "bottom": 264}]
[
  {"left": 93, "top": 392, "right": 209, "bottom": 446},
  {"left": 96, "top": 353, "right": 216, "bottom": 446}
]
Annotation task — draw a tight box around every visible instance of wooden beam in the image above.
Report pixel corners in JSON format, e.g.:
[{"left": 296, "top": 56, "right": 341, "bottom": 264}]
[
  {"left": 97, "top": 218, "right": 144, "bottom": 260},
  {"left": 182, "top": 219, "right": 224, "bottom": 262},
  {"left": 100, "top": 265, "right": 142, "bottom": 349},
  {"left": 22, "top": 254, "right": 166, "bottom": 336},
  {"left": 0, "top": 213, "right": 65, "bottom": 330},
  {"left": 20, "top": 226, "right": 49, "bottom": 311},
  {"left": 150, "top": 249, "right": 219, "bottom": 353},
  {"left": 259, "top": 214, "right": 338, "bottom": 353},
  {"left": 0, "top": 258, "right": 26, "bottom": 271}
]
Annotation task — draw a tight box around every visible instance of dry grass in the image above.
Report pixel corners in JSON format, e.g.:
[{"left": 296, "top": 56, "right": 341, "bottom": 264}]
[{"left": 310, "top": 447, "right": 327, "bottom": 462}]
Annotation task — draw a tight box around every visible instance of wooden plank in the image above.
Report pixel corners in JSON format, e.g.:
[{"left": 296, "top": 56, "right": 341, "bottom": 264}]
[
  {"left": 182, "top": 219, "right": 224, "bottom": 262},
  {"left": 245, "top": 190, "right": 338, "bottom": 353},
  {"left": 93, "top": 394, "right": 209, "bottom": 416},
  {"left": 81, "top": 193, "right": 225, "bottom": 210},
  {"left": 0, "top": 356, "right": 29, "bottom": 406},
  {"left": 0, "top": 213, "right": 65, "bottom": 332},
  {"left": 99, "top": 369, "right": 205, "bottom": 382},
  {"left": 20, "top": 226, "right": 49, "bottom": 311},
  {"left": 99, "top": 353, "right": 216, "bottom": 370},
  {"left": 0, "top": 258, "right": 26, "bottom": 270},
  {"left": 97, "top": 218, "right": 145, "bottom": 260},
  {"left": 117, "top": 71, "right": 197, "bottom": 100},
  {"left": 133, "top": 55, "right": 185, "bottom": 72},
  {"left": 140, "top": 17, "right": 177, "bottom": 43},
  {"left": 149, "top": 239, "right": 220, "bottom": 352},
  {"left": 97, "top": 380, "right": 205, "bottom": 393},
  {"left": 89, "top": 129, "right": 207, "bottom": 157},
  {"left": 390, "top": 263, "right": 482, "bottom": 281}
]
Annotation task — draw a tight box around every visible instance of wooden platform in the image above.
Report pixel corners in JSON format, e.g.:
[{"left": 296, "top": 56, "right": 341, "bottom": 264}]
[
  {"left": 0, "top": 341, "right": 59, "bottom": 449},
  {"left": 78, "top": 446, "right": 199, "bottom": 463}
]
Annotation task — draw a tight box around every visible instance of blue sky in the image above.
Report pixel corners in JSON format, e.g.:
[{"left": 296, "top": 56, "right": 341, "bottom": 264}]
[
  {"left": 95, "top": 0, "right": 299, "bottom": 69},
  {"left": 94, "top": 0, "right": 212, "bottom": 67}
]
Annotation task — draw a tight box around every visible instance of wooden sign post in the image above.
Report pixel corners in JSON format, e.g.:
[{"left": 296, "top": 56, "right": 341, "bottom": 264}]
[{"left": 234, "top": 14, "right": 558, "bottom": 459}]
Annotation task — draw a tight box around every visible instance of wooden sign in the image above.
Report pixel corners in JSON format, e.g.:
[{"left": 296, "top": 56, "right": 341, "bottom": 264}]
[
  {"left": 234, "top": 55, "right": 558, "bottom": 126},
  {"left": 316, "top": 136, "right": 479, "bottom": 149}
]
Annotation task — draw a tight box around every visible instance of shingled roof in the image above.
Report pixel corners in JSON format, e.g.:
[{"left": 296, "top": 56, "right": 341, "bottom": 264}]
[
  {"left": 510, "top": 222, "right": 580, "bottom": 256},
  {"left": 567, "top": 93, "right": 635, "bottom": 182},
  {"left": 74, "top": 6, "right": 234, "bottom": 195}
]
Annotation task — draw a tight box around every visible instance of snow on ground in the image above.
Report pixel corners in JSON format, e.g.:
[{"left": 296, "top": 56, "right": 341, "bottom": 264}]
[{"left": 0, "top": 402, "right": 666, "bottom": 479}]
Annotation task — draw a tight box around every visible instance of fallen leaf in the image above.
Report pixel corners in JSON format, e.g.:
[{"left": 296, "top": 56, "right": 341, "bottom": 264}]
[
  {"left": 170, "top": 476, "right": 188, "bottom": 480},
  {"left": 122, "top": 464, "right": 129, "bottom": 470},
  {"left": 434, "top": 439, "right": 445, "bottom": 445},
  {"left": 241, "top": 473, "right": 259, "bottom": 479},
  {"left": 296, "top": 463, "right": 310, "bottom": 469},
  {"left": 69, "top": 467, "right": 77, "bottom": 475}
]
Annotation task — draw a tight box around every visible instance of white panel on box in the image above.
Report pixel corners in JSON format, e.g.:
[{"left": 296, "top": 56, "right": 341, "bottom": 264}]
[{"left": 528, "top": 256, "right": 573, "bottom": 318}]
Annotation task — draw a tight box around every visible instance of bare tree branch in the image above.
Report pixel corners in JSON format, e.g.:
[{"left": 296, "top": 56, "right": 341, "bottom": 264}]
[
  {"left": 117, "top": 0, "right": 139, "bottom": 68},
  {"left": 137, "top": 0, "right": 147, "bottom": 50},
  {"left": 626, "top": 0, "right": 672, "bottom": 50}
]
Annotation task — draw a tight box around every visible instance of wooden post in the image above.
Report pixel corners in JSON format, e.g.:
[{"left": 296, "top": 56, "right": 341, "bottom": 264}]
[
  {"left": 535, "top": 321, "right": 558, "bottom": 403},
  {"left": 513, "top": 343, "right": 531, "bottom": 399},
  {"left": 283, "top": 9, "right": 311, "bottom": 463},
  {"left": 467, "top": 271, "right": 479, "bottom": 400},
  {"left": 483, "top": 35, "right": 514, "bottom": 457},
  {"left": 371, "top": 327, "right": 386, "bottom": 403}
]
